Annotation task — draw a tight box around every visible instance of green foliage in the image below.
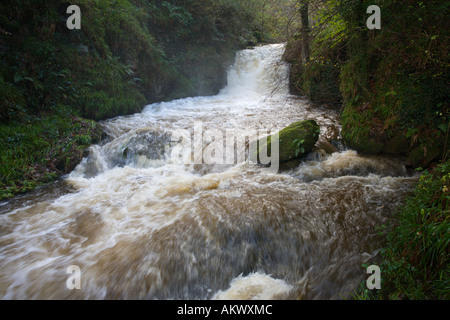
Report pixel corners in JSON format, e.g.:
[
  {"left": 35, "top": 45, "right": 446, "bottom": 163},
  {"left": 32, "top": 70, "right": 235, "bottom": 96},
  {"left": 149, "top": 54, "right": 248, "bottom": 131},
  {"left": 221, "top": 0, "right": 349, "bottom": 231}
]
[
  {"left": 145, "top": 0, "right": 275, "bottom": 97},
  {"left": 0, "top": 75, "right": 27, "bottom": 122},
  {"left": 284, "top": 0, "right": 348, "bottom": 105},
  {"left": 0, "top": 115, "right": 102, "bottom": 200},
  {"left": 339, "top": 0, "right": 449, "bottom": 154},
  {"left": 285, "top": 0, "right": 448, "bottom": 161},
  {"left": 293, "top": 139, "right": 305, "bottom": 157},
  {"left": 213, "top": 0, "right": 299, "bottom": 43},
  {"left": 355, "top": 162, "right": 450, "bottom": 300}
]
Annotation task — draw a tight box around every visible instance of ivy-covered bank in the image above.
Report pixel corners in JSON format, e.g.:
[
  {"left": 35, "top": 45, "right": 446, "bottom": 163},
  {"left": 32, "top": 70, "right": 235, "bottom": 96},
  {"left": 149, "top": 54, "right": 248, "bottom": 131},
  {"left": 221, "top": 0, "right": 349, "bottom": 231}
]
[
  {"left": 1, "top": 0, "right": 295, "bottom": 200},
  {"left": 284, "top": 0, "right": 449, "bottom": 168}
]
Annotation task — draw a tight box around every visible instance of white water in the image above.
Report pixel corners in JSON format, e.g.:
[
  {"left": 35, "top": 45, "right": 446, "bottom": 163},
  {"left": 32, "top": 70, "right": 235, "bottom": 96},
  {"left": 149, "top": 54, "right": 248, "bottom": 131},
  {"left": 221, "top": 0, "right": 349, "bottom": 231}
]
[{"left": 0, "top": 44, "right": 417, "bottom": 300}]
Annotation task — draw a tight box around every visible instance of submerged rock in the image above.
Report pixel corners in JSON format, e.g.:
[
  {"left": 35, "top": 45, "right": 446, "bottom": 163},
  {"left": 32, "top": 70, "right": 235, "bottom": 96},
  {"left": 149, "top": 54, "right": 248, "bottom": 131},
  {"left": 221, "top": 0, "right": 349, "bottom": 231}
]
[
  {"left": 257, "top": 120, "right": 320, "bottom": 163},
  {"left": 316, "top": 139, "right": 339, "bottom": 155},
  {"left": 122, "top": 130, "right": 172, "bottom": 161}
]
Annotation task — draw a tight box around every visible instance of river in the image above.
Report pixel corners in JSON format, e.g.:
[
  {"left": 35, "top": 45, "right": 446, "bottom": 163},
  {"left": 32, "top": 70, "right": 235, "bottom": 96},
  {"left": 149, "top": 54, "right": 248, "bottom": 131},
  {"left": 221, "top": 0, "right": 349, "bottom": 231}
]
[{"left": 0, "top": 44, "right": 417, "bottom": 300}]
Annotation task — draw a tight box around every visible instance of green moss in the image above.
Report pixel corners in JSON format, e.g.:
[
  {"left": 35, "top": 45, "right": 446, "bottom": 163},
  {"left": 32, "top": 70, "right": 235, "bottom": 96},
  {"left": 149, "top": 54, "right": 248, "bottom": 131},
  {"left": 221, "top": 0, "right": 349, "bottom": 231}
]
[
  {"left": 383, "top": 131, "right": 413, "bottom": 155},
  {"left": 406, "top": 141, "right": 442, "bottom": 169},
  {"left": 258, "top": 120, "right": 320, "bottom": 163},
  {"left": 347, "top": 135, "right": 384, "bottom": 154},
  {"left": 340, "top": 101, "right": 384, "bottom": 154}
]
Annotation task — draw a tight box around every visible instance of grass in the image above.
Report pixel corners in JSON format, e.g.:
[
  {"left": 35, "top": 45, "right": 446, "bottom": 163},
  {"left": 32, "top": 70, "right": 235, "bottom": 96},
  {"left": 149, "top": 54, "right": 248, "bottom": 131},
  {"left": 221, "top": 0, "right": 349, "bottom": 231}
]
[
  {"left": 0, "top": 113, "right": 103, "bottom": 201},
  {"left": 354, "top": 161, "right": 450, "bottom": 300}
]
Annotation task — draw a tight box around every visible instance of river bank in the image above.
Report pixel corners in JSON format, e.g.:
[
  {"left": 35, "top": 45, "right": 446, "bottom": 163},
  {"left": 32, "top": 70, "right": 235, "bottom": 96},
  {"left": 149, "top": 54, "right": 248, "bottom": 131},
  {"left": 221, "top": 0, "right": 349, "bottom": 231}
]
[
  {"left": 0, "top": 114, "right": 104, "bottom": 201},
  {"left": 283, "top": 0, "right": 449, "bottom": 170},
  {"left": 355, "top": 161, "right": 449, "bottom": 300}
]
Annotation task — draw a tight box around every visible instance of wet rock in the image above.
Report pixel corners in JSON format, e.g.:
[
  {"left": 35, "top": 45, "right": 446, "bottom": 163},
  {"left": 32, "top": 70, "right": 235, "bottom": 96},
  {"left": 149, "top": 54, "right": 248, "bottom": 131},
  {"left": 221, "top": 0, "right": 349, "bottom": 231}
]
[
  {"left": 257, "top": 120, "right": 320, "bottom": 163},
  {"left": 316, "top": 139, "right": 339, "bottom": 155},
  {"left": 55, "top": 147, "right": 86, "bottom": 174},
  {"left": 279, "top": 158, "right": 302, "bottom": 171},
  {"left": 343, "top": 131, "right": 385, "bottom": 154},
  {"left": 122, "top": 130, "right": 173, "bottom": 162},
  {"left": 383, "top": 131, "right": 414, "bottom": 155},
  {"left": 406, "top": 141, "right": 441, "bottom": 169}
]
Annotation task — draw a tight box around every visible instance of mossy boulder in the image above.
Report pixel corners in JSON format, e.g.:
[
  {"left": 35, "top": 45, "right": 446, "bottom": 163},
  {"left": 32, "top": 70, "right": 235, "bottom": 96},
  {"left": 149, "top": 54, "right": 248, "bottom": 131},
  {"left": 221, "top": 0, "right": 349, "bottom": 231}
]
[
  {"left": 257, "top": 120, "right": 320, "bottom": 163},
  {"left": 406, "top": 141, "right": 442, "bottom": 169},
  {"left": 341, "top": 127, "right": 385, "bottom": 154},
  {"left": 383, "top": 130, "right": 414, "bottom": 155}
]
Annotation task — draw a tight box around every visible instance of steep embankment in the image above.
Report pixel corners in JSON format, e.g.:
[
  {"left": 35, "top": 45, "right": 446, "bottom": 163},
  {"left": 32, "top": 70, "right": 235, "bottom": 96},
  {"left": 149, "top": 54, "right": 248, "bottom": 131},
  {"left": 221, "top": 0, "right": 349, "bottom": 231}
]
[{"left": 284, "top": 0, "right": 449, "bottom": 168}]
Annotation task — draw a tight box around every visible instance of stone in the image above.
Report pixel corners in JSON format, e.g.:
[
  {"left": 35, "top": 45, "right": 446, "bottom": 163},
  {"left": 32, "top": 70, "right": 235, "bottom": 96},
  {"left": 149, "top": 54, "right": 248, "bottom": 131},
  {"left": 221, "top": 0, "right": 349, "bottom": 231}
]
[
  {"left": 406, "top": 142, "right": 441, "bottom": 168},
  {"left": 257, "top": 120, "right": 320, "bottom": 163},
  {"left": 383, "top": 131, "right": 413, "bottom": 155}
]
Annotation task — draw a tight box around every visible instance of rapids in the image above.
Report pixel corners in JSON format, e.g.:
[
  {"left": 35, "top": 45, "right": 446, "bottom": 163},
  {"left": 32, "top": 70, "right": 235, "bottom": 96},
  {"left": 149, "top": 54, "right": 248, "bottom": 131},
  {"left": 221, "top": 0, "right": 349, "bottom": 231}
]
[{"left": 0, "top": 44, "right": 417, "bottom": 300}]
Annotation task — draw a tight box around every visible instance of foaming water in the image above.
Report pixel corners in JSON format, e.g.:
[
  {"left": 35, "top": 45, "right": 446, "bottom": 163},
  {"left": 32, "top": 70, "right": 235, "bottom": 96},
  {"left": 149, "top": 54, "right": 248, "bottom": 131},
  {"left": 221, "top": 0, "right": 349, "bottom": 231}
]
[
  {"left": 0, "top": 44, "right": 417, "bottom": 300},
  {"left": 292, "top": 150, "right": 409, "bottom": 182},
  {"left": 212, "top": 272, "right": 293, "bottom": 300}
]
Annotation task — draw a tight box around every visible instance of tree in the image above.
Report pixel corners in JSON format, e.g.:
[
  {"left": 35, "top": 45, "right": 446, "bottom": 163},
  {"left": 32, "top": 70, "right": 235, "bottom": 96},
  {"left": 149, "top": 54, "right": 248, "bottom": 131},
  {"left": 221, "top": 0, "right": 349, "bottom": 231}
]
[{"left": 299, "top": 0, "right": 310, "bottom": 64}]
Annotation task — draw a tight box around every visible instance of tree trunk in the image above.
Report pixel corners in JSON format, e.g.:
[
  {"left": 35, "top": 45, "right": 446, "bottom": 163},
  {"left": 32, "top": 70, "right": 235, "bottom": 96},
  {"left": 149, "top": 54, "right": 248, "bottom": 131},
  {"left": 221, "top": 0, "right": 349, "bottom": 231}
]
[{"left": 299, "top": 0, "right": 310, "bottom": 64}]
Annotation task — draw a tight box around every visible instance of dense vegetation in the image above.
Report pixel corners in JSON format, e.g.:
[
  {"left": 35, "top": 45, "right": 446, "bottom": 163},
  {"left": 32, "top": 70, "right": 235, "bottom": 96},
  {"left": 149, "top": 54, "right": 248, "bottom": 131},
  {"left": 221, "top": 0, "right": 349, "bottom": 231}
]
[
  {"left": 355, "top": 162, "right": 449, "bottom": 300},
  {"left": 380, "top": 163, "right": 449, "bottom": 299},
  {"left": 1, "top": 0, "right": 261, "bottom": 123},
  {"left": 284, "top": 0, "right": 449, "bottom": 167}
]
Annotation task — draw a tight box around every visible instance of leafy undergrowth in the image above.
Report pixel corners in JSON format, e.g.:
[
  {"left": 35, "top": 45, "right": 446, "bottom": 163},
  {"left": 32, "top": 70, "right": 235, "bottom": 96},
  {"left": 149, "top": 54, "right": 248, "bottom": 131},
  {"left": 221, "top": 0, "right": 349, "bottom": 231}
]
[
  {"left": 0, "top": 114, "right": 103, "bottom": 201},
  {"left": 355, "top": 161, "right": 450, "bottom": 300}
]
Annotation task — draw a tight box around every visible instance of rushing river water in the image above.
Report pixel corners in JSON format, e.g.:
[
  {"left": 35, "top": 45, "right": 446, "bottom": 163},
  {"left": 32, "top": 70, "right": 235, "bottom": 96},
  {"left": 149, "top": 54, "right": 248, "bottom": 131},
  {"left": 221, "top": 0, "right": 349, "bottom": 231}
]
[{"left": 0, "top": 44, "right": 418, "bottom": 300}]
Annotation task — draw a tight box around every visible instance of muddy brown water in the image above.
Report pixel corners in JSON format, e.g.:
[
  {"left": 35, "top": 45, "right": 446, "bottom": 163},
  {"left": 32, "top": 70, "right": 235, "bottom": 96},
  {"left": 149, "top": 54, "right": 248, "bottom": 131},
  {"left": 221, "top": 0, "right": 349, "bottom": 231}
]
[{"left": 0, "top": 44, "right": 417, "bottom": 299}]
